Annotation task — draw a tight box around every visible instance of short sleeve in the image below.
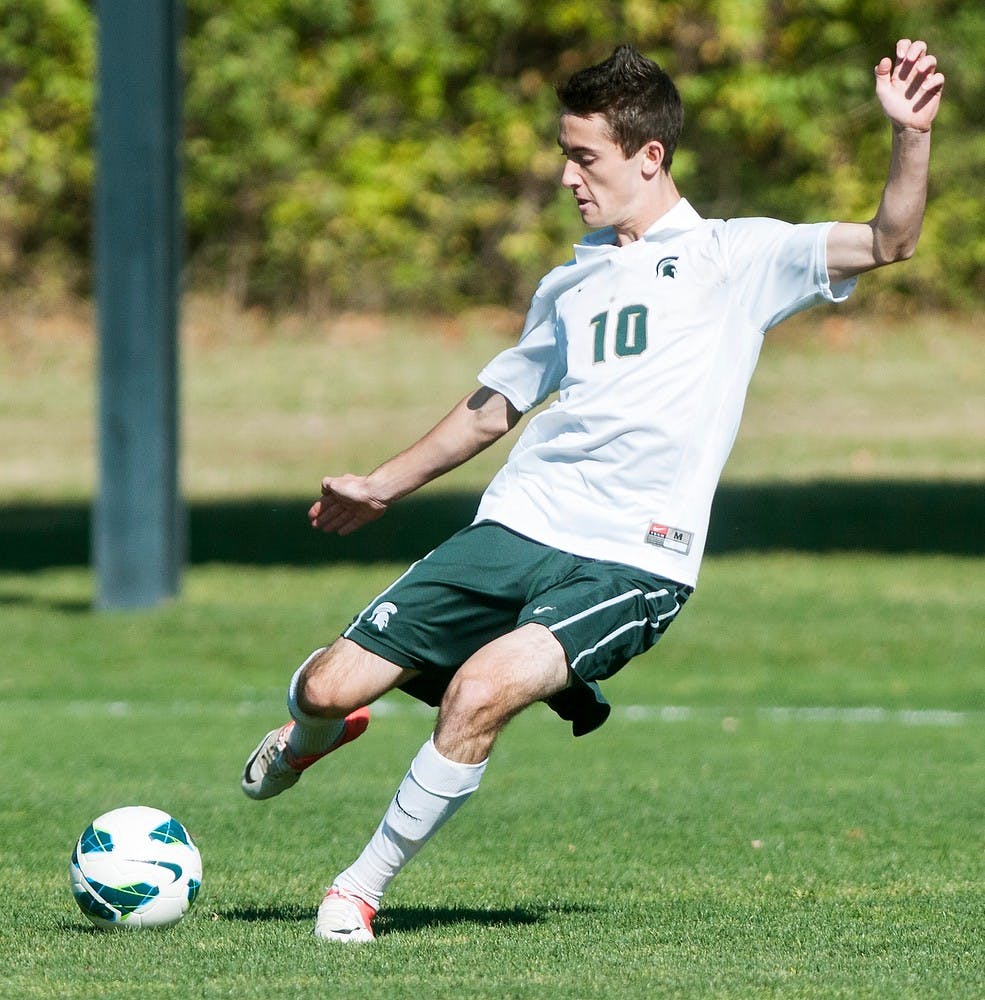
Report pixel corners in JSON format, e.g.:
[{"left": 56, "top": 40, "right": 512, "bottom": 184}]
[
  {"left": 724, "top": 218, "right": 857, "bottom": 333},
  {"left": 477, "top": 279, "right": 567, "bottom": 413}
]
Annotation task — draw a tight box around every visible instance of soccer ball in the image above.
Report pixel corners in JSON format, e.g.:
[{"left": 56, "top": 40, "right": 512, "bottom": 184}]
[{"left": 69, "top": 805, "right": 202, "bottom": 930}]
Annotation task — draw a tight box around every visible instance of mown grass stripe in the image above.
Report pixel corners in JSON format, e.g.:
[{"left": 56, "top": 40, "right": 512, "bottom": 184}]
[{"left": 5, "top": 698, "right": 979, "bottom": 727}]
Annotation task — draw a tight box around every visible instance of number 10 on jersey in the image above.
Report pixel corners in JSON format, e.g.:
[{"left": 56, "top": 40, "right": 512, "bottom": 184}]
[{"left": 591, "top": 305, "right": 649, "bottom": 363}]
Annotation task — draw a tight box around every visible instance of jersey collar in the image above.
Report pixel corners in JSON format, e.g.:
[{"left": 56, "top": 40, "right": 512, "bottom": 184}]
[{"left": 573, "top": 198, "right": 703, "bottom": 262}]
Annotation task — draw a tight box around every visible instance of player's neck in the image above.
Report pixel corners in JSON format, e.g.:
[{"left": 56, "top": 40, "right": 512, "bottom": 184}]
[{"left": 613, "top": 177, "right": 681, "bottom": 246}]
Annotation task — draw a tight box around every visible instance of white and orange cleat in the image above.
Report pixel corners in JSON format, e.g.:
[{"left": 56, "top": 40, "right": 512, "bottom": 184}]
[
  {"left": 241, "top": 707, "right": 370, "bottom": 801},
  {"left": 314, "top": 886, "right": 377, "bottom": 943}
]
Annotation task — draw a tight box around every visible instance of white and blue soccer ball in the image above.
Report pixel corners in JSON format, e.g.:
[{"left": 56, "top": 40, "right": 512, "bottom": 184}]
[{"left": 69, "top": 805, "right": 202, "bottom": 930}]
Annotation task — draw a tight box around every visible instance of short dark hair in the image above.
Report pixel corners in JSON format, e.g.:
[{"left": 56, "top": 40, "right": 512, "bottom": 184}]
[{"left": 557, "top": 45, "right": 683, "bottom": 169}]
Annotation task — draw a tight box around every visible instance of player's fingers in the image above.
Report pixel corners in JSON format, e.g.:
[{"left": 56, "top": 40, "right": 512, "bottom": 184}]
[
  {"left": 912, "top": 71, "right": 945, "bottom": 113},
  {"left": 309, "top": 492, "right": 347, "bottom": 525},
  {"left": 905, "top": 52, "right": 938, "bottom": 90},
  {"left": 336, "top": 510, "right": 380, "bottom": 536},
  {"left": 900, "top": 38, "right": 927, "bottom": 62},
  {"left": 309, "top": 500, "right": 346, "bottom": 528},
  {"left": 316, "top": 481, "right": 357, "bottom": 511},
  {"left": 906, "top": 54, "right": 941, "bottom": 102},
  {"left": 314, "top": 506, "right": 353, "bottom": 532},
  {"left": 336, "top": 518, "right": 363, "bottom": 537},
  {"left": 896, "top": 39, "right": 928, "bottom": 82}
]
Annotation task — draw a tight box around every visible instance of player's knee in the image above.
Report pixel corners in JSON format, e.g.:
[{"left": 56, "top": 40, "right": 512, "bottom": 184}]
[
  {"left": 295, "top": 638, "right": 412, "bottom": 718},
  {"left": 294, "top": 644, "right": 355, "bottom": 717},
  {"left": 441, "top": 669, "right": 510, "bottom": 730}
]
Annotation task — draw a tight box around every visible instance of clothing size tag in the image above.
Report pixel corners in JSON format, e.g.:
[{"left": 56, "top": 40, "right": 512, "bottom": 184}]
[{"left": 645, "top": 522, "right": 693, "bottom": 555}]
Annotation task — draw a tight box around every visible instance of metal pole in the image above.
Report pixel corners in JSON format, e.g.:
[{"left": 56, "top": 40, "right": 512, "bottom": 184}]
[{"left": 93, "top": 0, "right": 184, "bottom": 608}]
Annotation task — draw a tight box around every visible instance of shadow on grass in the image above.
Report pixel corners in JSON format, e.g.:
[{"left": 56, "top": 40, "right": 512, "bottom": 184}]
[
  {"left": 377, "top": 903, "right": 549, "bottom": 935},
  {"left": 216, "top": 902, "right": 317, "bottom": 924},
  {"left": 2, "top": 481, "right": 982, "bottom": 573},
  {"left": 213, "top": 900, "right": 592, "bottom": 935},
  {"left": 0, "top": 590, "right": 91, "bottom": 612}
]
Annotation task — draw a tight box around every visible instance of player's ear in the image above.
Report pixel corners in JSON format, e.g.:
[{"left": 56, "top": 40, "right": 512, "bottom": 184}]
[{"left": 640, "top": 140, "right": 665, "bottom": 178}]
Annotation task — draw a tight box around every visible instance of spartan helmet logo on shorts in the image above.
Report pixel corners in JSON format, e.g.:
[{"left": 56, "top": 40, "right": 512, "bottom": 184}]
[{"left": 369, "top": 602, "right": 398, "bottom": 631}]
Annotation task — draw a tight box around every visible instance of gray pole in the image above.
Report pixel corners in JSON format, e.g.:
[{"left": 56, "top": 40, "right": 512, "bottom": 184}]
[{"left": 93, "top": 0, "right": 184, "bottom": 608}]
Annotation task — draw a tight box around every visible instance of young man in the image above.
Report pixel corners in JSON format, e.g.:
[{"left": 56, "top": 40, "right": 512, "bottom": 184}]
[{"left": 242, "top": 40, "right": 943, "bottom": 942}]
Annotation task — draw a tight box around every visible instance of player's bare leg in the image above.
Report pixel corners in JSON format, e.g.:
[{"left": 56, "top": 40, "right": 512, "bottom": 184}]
[
  {"left": 432, "top": 623, "right": 570, "bottom": 763},
  {"left": 320, "top": 624, "right": 570, "bottom": 941},
  {"left": 242, "top": 639, "right": 417, "bottom": 801},
  {"left": 295, "top": 637, "right": 419, "bottom": 720}
]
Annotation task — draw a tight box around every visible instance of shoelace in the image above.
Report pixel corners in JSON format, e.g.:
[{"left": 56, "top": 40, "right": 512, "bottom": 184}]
[
  {"left": 249, "top": 732, "right": 291, "bottom": 779},
  {"left": 267, "top": 741, "right": 294, "bottom": 775}
]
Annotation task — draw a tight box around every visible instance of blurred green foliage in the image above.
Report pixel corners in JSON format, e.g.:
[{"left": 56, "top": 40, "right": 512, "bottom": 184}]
[
  {"left": 1, "top": 0, "right": 982, "bottom": 310},
  {"left": 0, "top": 0, "right": 93, "bottom": 300}
]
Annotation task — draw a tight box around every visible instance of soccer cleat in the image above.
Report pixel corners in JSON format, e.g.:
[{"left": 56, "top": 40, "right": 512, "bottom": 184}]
[
  {"left": 241, "top": 707, "right": 370, "bottom": 801},
  {"left": 314, "top": 886, "right": 377, "bottom": 943}
]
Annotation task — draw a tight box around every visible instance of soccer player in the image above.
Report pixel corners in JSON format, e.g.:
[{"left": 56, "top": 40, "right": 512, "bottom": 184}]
[{"left": 242, "top": 39, "right": 943, "bottom": 942}]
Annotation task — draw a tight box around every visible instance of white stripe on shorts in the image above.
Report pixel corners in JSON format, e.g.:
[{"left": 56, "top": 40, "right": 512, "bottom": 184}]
[
  {"left": 551, "top": 589, "right": 679, "bottom": 671},
  {"left": 548, "top": 588, "right": 665, "bottom": 633}
]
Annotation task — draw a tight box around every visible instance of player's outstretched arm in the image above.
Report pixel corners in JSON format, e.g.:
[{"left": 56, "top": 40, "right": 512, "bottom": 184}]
[
  {"left": 826, "top": 38, "right": 945, "bottom": 284},
  {"left": 308, "top": 387, "right": 521, "bottom": 536}
]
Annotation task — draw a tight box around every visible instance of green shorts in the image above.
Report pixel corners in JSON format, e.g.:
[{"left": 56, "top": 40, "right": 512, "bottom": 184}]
[{"left": 343, "top": 521, "right": 692, "bottom": 736}]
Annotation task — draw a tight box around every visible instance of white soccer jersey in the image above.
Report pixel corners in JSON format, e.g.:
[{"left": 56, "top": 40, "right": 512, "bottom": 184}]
[{"left": 474, "top": 198, "right": 856, "bottom": 587}]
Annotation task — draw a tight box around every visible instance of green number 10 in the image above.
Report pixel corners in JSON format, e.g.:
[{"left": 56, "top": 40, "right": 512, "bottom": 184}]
[{"left": 591, "top": 304, "right": 649, "bottom": 363}]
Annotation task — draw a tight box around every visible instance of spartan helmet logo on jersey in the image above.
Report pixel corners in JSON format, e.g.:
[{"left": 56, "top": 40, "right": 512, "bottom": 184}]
[
  {"left": 369, "top": 602, "right": 398, "bottom": 631},
  {"left": 656, "top": 255, "right": 679, "bottom": 278}
]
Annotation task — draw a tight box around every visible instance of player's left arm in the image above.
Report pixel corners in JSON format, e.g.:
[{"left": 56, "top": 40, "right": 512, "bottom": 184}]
[{"left": 826, "top": 38, "right": 945, "bottom": 284}]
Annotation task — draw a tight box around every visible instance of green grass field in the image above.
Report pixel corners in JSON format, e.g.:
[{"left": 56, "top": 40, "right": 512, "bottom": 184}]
[{"left": 1, "top": 307, "right": 983, "bottom": 997}]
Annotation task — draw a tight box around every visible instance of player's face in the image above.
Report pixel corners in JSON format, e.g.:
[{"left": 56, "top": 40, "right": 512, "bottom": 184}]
[{"left": 558, "top": 112, "right": 657, "bottom": 240}]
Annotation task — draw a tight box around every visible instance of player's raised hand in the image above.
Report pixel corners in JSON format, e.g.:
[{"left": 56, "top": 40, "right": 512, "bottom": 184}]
[
  {"left": 308, "top": 474, "right": 389, "bottom": 536},
  {"left": 875, "top": 39, "right": 944, "bottom": 132}
]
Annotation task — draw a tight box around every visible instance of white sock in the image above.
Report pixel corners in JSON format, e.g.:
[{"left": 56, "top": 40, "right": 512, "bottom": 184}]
[
  {"left": 333, "top": 736, "right": 487, "bottom": 908},
  {"left": 285, "top": 649, "right": 345, "bottom": 756}
]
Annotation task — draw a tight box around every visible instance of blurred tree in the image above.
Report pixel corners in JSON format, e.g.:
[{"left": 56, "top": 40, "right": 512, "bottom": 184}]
[
  {"left": 1, "top": 0, "right": 982, "bottom": 311},
  {"left": 0, "top": 0, "right": 93, "bottom": 302}
]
